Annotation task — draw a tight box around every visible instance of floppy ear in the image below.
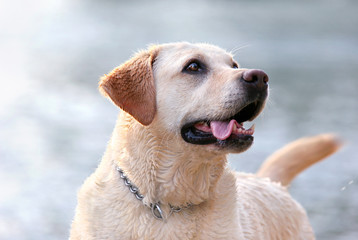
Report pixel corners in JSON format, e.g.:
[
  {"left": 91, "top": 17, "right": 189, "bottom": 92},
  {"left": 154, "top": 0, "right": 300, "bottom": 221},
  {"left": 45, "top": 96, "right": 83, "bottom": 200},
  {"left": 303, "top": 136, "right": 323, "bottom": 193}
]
[{"left": 99, "top": 47, "right": 159, "bottom": 126}]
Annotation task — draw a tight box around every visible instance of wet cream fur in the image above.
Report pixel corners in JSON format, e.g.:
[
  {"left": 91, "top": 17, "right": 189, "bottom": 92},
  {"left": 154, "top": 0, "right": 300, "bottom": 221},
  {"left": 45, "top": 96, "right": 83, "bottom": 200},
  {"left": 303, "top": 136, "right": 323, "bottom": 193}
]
[{"left": 70, "top": 42, "right": 340, "bottom": 240}]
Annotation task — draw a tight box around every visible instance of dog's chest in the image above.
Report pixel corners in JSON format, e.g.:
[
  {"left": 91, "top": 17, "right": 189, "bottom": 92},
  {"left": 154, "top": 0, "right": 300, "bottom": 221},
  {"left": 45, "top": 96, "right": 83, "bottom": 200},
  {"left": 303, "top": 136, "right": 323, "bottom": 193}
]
[{"left": 115, "top": 205, "right": 240, "bottom": 240}]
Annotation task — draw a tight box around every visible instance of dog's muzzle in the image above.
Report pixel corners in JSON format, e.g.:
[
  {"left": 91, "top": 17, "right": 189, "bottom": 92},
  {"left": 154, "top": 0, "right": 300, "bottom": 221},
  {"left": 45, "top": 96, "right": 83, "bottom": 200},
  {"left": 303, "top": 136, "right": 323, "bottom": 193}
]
[{"left": 181, "top": 69, "right": 268, "bottom": 150}]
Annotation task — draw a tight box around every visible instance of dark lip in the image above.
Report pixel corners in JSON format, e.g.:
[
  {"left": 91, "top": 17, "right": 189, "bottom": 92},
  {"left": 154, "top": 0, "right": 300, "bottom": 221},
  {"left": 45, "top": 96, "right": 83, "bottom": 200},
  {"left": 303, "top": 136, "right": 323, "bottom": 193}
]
[
  {"left": 180, "top": 99, "right": 265, "bottom": 146},
  {"left": 181, "top": 127, "right": 254, "bottom": 146}
]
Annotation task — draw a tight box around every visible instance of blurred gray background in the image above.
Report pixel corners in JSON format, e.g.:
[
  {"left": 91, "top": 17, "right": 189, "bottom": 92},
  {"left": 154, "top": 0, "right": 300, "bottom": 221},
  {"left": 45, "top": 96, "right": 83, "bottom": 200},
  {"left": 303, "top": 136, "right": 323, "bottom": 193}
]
[{"left": 0, "top": 0, "right": 357, "bottom": 239}]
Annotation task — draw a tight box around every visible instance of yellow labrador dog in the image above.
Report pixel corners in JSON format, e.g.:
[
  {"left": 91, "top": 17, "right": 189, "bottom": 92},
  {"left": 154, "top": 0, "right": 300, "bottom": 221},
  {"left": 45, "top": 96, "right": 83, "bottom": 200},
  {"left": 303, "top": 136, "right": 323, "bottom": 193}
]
[{"left": 70, "top": 42, "right": 341, "bottom": 239}]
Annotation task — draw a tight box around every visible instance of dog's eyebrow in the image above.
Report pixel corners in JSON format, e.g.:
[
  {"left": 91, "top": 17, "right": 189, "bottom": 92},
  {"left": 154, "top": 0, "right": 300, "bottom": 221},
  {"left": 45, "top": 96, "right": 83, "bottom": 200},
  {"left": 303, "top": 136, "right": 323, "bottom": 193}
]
[{"left": 182, "top": 54, "right": 206, "bottom": 64}]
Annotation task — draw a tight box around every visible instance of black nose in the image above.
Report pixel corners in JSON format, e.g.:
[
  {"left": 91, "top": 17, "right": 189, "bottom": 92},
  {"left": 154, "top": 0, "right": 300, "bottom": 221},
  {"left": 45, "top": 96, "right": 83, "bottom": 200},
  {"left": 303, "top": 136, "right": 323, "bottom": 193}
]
[{"left": 242, "top": 69, "right": 269, "bottom": 86}]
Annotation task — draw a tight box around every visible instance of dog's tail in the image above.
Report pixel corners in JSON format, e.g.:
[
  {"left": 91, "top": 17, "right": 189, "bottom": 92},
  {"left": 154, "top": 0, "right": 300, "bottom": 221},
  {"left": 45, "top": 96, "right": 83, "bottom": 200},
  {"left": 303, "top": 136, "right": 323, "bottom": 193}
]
[{"left": 257, "top": 134, "right": 342, "bottom": 186}]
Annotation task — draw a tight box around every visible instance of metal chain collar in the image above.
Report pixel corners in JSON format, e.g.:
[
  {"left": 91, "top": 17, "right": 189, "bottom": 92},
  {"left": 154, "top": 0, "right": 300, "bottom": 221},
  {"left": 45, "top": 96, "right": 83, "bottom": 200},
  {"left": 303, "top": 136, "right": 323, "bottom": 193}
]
[{"left": 116, "top": 166, "right": 191, "bottom": 221}]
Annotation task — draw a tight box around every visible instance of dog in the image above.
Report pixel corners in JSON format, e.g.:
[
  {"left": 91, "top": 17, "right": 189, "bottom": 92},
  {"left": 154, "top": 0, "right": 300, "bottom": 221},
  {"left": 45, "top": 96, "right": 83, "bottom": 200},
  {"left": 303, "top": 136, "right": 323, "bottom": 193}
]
[{"left": 70, "top": 42, "right": 341, "bottom": 239}]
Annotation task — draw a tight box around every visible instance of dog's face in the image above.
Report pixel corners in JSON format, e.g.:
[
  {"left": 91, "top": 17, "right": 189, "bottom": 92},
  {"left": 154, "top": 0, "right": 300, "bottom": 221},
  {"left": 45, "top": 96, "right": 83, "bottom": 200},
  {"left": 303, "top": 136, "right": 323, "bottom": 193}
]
[{"left": 99, "top": 42, "right": 268, "bottom": 153}]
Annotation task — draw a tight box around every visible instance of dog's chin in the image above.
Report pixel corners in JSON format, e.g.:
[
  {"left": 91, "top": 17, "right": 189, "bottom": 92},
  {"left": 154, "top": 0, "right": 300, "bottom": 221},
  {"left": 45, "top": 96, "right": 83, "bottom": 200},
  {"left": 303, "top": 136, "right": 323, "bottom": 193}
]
[{"left": 213, "top": 135, "right": 254, "bottom": 153}]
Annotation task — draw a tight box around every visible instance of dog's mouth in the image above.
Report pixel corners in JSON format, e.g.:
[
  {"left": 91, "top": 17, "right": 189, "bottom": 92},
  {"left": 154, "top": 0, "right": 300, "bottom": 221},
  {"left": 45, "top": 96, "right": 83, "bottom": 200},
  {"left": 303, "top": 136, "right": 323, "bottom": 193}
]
[{"left": 181, "top": 100, "right": 265, "bottom": 146}]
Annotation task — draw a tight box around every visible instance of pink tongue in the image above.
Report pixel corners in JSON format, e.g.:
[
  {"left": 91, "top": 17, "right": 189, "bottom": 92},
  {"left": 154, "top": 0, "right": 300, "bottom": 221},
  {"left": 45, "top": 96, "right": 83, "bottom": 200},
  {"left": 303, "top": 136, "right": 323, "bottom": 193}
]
[{"left": 210, "top": 119, "right": 237, "bottom": 140}]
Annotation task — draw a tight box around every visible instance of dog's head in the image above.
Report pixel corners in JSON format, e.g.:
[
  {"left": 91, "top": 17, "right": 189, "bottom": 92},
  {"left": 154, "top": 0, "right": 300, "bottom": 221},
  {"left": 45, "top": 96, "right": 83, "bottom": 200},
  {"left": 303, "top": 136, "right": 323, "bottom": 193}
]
[{"left": 99, "top": 42, "right": 268, "bottom": 153}]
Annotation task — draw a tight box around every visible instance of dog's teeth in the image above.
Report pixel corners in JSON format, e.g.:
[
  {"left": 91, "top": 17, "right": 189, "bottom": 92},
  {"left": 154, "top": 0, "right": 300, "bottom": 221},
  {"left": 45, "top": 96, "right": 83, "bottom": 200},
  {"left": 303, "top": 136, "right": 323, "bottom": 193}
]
[{"left": 249, "top": 124, "right": 255, "bottom": 131}]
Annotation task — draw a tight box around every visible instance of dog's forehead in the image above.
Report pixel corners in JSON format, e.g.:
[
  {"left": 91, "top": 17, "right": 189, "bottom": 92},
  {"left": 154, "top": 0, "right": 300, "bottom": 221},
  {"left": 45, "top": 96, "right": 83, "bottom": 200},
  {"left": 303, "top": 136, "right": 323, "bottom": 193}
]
[{"left": 156, "top": 42, "right": 234, "bottom": 66}]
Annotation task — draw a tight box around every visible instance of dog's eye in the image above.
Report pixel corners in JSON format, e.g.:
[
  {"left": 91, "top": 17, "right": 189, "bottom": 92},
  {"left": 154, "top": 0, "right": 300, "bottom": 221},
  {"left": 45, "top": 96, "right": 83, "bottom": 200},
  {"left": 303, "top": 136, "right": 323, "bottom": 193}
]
[
  {"left": 183, "top": 59, "right": 206, "bottom": 75},
  {"left": 232, "top": 62, "right": 239, "bottom": 69},
  {"left": 186, "top": 62, "right": 201, "bottom": 72}
]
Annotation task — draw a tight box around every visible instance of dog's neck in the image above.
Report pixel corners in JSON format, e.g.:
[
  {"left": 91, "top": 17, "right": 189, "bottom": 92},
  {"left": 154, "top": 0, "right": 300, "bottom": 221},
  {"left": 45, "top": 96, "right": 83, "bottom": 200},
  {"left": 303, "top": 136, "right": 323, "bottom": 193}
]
[{"left": 110, "top": 113, "right": 227, "bottom": 208}]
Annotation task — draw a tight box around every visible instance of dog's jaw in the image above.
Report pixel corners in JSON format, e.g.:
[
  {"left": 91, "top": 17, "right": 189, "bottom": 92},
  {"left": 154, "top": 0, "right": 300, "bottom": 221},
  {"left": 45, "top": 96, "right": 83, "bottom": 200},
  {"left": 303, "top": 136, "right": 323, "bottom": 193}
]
[{"left": 179, "top": 97, "right": 267, "bottom": 153}]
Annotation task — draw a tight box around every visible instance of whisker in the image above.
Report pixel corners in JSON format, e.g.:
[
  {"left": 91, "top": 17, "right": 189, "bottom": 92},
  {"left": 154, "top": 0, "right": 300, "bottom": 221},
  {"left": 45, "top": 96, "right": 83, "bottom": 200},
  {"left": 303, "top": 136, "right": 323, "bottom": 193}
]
[{"left": 230, "top": 44, "right": 251, "bottom": 56}]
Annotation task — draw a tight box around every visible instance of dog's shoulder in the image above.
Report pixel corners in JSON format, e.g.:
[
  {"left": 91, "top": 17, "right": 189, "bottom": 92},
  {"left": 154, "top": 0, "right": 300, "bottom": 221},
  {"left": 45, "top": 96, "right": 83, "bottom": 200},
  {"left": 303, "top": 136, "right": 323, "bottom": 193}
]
[
  {"left": 233, "top": 171, "right": 304, "bottom": 217},
  {"left": 214, "top": 171, "right": 314, "bottom": 239},
  {"left": 234, "top": 171, "right": 288, "bottom": 196}
]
